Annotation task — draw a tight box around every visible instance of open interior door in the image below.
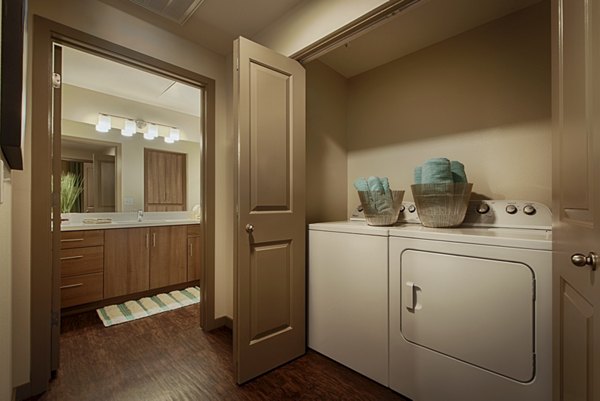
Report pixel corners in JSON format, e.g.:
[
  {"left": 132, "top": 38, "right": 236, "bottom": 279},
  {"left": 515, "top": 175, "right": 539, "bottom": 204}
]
[
  {"left": 552, "top": 0, "right": 600, "bottom": 399},
  {"left": 233, "top": 36, "right": 306, "bottom": 384}
]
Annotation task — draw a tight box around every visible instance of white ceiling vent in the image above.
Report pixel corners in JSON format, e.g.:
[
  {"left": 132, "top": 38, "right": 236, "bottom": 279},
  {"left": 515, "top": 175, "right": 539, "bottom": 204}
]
[{"left": 129, "top": 0, "right": 205, "bottom": 25}]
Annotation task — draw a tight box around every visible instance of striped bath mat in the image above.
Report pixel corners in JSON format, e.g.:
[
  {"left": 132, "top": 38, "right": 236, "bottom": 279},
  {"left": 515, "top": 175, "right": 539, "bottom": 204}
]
[{"left": 96, "top": 286, "right": 200, "bottom": 327}]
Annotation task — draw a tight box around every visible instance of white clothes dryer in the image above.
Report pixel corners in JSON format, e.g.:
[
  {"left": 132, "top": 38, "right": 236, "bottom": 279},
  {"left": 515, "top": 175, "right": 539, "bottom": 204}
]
[{"left": 388, "top": 200, "right": 552, "bottom": 401}]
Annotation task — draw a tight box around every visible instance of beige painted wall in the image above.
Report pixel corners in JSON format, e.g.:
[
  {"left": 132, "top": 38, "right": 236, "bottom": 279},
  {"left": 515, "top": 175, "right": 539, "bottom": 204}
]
[
  {"left": 0, "top": 158, "right": 13, "bottom": 401},
  {"left": 305, "top": 61, "right": 348, "bottom": 223},
  {"left": 13, "top": 0, "right": 234, "bottom": 386},
  {"left": 62, "top": 120, "right": 202, "bottom": 212},
  {"left": 253, "top": 0, "right": 386, "bottom": 57},
  {"left": 346, "top": 2, "right": 551, "bottom": 212}
]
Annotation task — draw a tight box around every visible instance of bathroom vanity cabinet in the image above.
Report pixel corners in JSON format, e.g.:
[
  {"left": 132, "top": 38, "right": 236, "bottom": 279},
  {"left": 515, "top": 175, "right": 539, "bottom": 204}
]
[
  {"left": 60, "top": 223, "right": 201, "bottom": 309},
  {"left": 60, "top": 230, "right": 105, "bottom": 308}
]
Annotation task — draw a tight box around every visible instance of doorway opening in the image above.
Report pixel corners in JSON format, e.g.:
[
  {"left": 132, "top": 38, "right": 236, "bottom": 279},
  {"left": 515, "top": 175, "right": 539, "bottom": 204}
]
[{"left": 29, "top": 17, "right": 216, "bottom": 396}]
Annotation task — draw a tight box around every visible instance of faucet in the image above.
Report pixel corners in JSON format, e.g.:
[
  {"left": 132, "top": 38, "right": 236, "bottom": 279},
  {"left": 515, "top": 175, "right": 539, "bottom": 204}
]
[{"left": 137, "top": 209, "right": 144, "bottom": 222}]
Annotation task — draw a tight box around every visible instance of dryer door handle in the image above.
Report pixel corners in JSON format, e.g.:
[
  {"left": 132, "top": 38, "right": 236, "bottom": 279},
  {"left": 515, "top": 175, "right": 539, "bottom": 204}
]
[{"left": 405, "top": 281, "right": 416, "bottom": 312}]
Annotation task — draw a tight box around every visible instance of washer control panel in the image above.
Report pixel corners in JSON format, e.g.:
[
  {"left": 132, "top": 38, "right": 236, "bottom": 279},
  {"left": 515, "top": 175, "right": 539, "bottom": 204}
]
[
  {"left": 463, "top": 200, "right": 551, "bottom": 229},
  {"left": 350, "top": 200, "right": 551, "bottom": 229}
]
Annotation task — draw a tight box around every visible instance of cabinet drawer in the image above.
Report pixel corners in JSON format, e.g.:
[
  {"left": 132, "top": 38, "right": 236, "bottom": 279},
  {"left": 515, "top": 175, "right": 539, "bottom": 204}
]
[
  {"left": 187, "top": 224, "right": 201, "bottom": 237},
  {"left": 60, "top": 273, "right": 104, "bottom": 308},
  {"left": 61, "top": 230, "right": 104, "bottom": 249},
  {"left": 60, "top": 246, "right": 104, "bottom": 277}
]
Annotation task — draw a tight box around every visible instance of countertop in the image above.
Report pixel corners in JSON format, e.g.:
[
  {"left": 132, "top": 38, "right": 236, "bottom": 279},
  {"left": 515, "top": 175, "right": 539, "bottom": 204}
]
[{"left": 60, "top": 212, "right": 200, "bottom": 232}]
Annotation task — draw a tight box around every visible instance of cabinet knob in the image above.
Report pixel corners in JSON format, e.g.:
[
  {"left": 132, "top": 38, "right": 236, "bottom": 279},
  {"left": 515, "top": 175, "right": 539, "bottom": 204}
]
[
  {"left": 571, "top": 252, "right": 598, "bottom": 271},
  {"left": 245, "top": 224, "right": 254, "bottom": 233}
]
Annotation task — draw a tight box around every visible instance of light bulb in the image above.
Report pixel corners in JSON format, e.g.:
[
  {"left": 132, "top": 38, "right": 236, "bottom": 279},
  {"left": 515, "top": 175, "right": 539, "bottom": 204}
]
[
  {"left": 147, "top": 123, "right": 158, "bottom": 138},
  {"left": 95, "top": 114, "right": 111, "bottom": 133},
  {"left": 168, "top": 127, "right": 180, "bottom": 141},
  {"left": 121, "top": 119, "right": 136, "bottom": 137}
]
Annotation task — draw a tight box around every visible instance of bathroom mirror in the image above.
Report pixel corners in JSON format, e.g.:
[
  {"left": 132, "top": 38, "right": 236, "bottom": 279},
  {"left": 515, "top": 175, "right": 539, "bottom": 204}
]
[{"left": 60, "top": 45, "right": 202, "bottom": 213}]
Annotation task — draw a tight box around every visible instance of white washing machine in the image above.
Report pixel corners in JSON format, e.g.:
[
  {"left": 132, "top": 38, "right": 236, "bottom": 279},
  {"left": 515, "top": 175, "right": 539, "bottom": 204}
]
[
  {"left": 308, "top": 220, "right": 390, "bottom": 385},
  {"left": 308, "top": 202, "right": 421, "bottom": 386},
  {"left": 388, "top": 200, "right": 552, "bottom": 401}
]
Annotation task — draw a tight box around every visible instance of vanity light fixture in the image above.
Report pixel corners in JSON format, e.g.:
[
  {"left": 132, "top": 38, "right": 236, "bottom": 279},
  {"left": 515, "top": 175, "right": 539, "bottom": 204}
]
[
  {"left": 95, "top": 114, "right": 111, "bottom": 133},
  {"left": 94, "top": 113, "right": 182, "bottom": 144}
]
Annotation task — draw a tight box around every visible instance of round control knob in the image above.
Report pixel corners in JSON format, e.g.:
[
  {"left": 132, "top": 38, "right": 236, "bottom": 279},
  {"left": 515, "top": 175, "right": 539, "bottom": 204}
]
[
  {"left": 523, "top": 204, "right": 536, "bottom": 215},
  {"left": 506, "top": 204, "right": 518, "bottom": 215},
  {"left": 400, "top": 205, "right": 405, "bottom": 213},
  {"left": 477, "top": 203, "right": 490, "bottom": 214},
  {"left": 408, "top": 205, "right": 416, "bottom": 213}
]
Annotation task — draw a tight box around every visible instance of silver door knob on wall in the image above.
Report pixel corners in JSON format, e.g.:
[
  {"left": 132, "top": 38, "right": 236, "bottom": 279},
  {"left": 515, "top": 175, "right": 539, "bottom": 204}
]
[
  {"left": 245, "top": 224, "right": 254, "bottom": 233},
  {"left": 571, "top": 252, "right": 598, "bottom": 270}
]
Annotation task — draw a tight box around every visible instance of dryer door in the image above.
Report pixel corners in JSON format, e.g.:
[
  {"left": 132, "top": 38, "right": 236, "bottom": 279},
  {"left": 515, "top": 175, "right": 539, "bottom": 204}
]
[{"left": 401, "top": 249, "right": 534, "bottom": 382}]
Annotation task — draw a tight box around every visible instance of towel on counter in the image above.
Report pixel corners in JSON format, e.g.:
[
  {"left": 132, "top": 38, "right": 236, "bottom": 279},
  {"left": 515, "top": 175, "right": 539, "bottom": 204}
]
[{"left": 414, "top": 158, "right": 468, "bottom": 184}]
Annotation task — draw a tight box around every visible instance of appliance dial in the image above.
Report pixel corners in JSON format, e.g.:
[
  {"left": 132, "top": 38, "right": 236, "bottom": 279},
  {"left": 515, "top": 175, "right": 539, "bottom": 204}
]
[
  {"left": 523, "top": 204, "right": 536, "bottom": 215},
  {"left": 400, "top": 205, "right": 405, "bottom": 213},
  {"left": 477, "top": 203, "right": 490, "bottom": 214},
  {"left": 506, "top": 204, "right": 518, "bottom": 215},
  {"left": 408, "top": 205, "right": 416, "bottom": 213}
]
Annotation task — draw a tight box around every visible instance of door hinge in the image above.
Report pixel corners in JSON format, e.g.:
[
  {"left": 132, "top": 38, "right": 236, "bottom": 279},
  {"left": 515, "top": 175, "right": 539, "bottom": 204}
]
[
  {"left": 51, "top": 310, "right": 60, "bottom": 327},
  {"left": 52, "top": 72, "right": 61, "bottom": 89}
]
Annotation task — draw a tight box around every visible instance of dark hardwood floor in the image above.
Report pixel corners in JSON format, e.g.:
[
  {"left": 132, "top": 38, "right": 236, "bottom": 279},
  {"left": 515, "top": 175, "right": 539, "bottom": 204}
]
[{"left": 31, "top": 305, "right": 409, "bottom": 401}]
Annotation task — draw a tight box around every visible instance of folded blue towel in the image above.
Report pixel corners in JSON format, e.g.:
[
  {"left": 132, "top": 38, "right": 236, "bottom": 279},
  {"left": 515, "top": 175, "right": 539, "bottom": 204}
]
[
  {"left": 381, "top": 177, "right": 390, "bottom": 194},
  {"left": 414, "top": 166, "right": 422, "bottom": 184},
  {"left": 421, "top": 158, "right": 453, "bottom": 184},
  {"left": 355, "top": 176, "right": 393, "bottom": 213},
  {"left": 450, "top": 160, "right": 467, "bottom": 183},
  {"left": 367, "top": 176, "right": 384, "bottom": 192},
  {"left": 353, "top": 177, "right": 369, "bottom": 192}
]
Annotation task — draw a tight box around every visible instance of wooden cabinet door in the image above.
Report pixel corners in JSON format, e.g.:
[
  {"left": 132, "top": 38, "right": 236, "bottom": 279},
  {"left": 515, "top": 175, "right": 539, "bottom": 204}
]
[
  {"left": 144, "top": 149, "right": 186, "bottom": 211},
  {"left": 552, "top": 0, "right": 600, "bottom": 399},
  {"left": 150, "top": 226, "right": 187, "bottom": 288},
  {"left": 104, "top": 228, "right": 150, "bottom": 298},
  {"left": 187, "top": 236, "right": 202, "bottom": 282}
]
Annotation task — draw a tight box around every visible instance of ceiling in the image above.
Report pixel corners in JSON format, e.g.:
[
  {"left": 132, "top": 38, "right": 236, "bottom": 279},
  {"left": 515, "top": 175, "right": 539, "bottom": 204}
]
[
  {"left": 62, "top": 46, "right": 201, "bottom": 117},
  {"left": 318, "top": 0, "right": 543, "bottom": 78},
  {"left": 98, "top": 0, "right": 306, "bottom": 55}
]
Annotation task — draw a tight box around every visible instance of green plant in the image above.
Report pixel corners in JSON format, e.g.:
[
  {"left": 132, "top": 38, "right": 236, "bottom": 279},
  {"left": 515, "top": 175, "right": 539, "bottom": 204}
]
[{"left": 61, "top": 172, "right": 84, "bottom": 213}]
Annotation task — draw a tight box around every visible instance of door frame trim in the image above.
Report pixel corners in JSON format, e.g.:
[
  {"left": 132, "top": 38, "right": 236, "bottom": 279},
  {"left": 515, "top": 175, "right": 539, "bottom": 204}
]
[{"left": 29, "top": 15, "right": 217, "bottom": 396}]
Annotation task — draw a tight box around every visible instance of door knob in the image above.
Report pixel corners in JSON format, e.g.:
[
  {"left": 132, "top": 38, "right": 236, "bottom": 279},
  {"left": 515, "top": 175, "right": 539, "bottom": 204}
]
[
  {"left": 571, "top": 252, "right": 598, "bottom": 271},
  {"left": 245, "top": 224, "right": 254, "bottom": 233}
]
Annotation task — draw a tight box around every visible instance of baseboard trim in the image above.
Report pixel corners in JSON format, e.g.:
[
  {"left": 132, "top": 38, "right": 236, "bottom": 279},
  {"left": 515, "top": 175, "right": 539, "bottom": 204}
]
[
  {"left": 206, "top": 316, "right": 232, "bottom": 331},
  {"left": 14, "top": 382, "right": 31, "bottom": 401}
]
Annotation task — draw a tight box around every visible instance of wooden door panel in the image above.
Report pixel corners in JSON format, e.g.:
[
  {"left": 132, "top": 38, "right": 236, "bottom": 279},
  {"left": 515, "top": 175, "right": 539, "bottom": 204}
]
[
  {"left": 234, "top": 36, "right": 306, "bottom": 384},
  {"left": 150, "top": 226, "right": 187, "bottom": 289},
  {"left": 145, "top": 149, "right": 186, "bottom": 211},
  {"left": 187, "top": 236, "right": 202, "bottom": 282},
  {"left": 249, "top": 241, "right": 292, "bottom": 342},
  {"left": 561, "top": 281, "right": 594, "bottom": 401},
  {"left": 560, "top": 0, "right": 589, "bottom": 212},
  {"left": 104, "top": 228, "right": 149, "bottom": 298},
  {"left": 250, "top": 63, "right": 290, "bottom": 212}
]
